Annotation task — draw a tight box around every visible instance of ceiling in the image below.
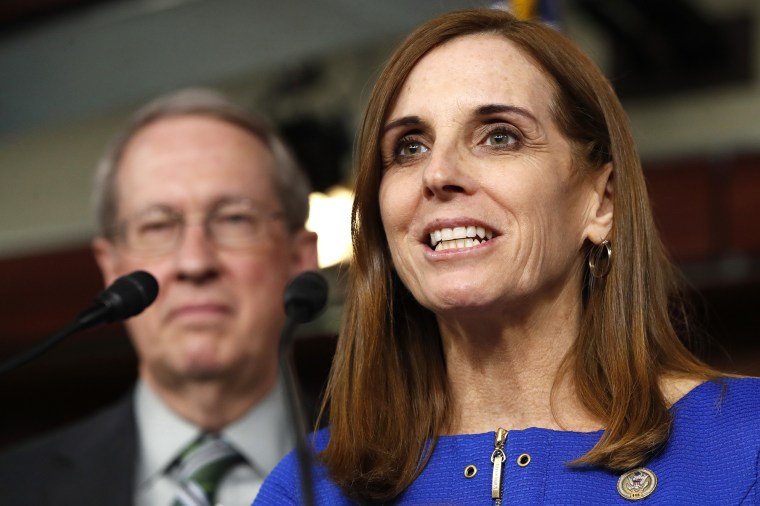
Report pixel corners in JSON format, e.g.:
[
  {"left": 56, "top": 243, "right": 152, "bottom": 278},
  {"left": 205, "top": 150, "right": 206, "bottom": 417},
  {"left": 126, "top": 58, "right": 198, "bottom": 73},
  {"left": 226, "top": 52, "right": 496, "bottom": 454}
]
[
  {"left": 0, "top": 0, "right": 486, "bottom": 138},
  {"left": 574, "top": 0, "right": 753, "bottom": 98},
  {"left": 1, "top": 0, "right": 754, "bottom": 140},
  {"left": 0, "top": 0, "right": 115, "bottom": 29}
]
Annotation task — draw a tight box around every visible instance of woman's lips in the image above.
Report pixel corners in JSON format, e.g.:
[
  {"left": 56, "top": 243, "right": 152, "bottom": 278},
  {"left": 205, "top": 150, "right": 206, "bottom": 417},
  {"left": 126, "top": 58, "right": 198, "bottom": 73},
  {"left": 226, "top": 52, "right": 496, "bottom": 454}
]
[{"left": 428, "top": 225, "right": 494, "bottom": 251}]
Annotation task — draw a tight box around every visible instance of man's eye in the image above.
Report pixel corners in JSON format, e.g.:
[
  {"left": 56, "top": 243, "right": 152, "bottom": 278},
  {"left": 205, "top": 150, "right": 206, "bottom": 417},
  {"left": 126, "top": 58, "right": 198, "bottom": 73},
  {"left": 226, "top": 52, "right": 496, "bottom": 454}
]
[
  {"left": 138, "top": 221, "right": 174, "bottom": 234},
  {"left": 215, "top": 212, "right": 258, "bottom": 228},
  {"left": 221, "top": 213, "right": 251, "bottom": 222}
]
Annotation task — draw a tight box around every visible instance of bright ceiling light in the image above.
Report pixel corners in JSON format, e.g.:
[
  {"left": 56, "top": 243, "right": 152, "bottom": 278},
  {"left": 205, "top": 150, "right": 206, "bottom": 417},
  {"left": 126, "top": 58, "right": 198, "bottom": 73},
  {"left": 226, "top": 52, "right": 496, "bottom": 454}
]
[{"left": 306, "top": 186, "right": 354, "bottom": 268}]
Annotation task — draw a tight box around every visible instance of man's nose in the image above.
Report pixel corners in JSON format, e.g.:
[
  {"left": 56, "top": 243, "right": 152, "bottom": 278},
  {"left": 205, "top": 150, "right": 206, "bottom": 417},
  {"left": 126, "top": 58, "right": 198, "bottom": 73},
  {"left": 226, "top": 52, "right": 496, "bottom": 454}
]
[{"left": 173, "top": 222, "right": 220, "bottom": 282}]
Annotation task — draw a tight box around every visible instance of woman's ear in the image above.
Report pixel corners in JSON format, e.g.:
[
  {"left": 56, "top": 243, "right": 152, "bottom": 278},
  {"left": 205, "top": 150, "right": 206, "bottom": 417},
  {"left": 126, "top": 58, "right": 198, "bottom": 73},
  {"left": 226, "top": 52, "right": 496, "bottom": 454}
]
[{"left": 584, "top": 162, "right": 614, "bottom": 244}]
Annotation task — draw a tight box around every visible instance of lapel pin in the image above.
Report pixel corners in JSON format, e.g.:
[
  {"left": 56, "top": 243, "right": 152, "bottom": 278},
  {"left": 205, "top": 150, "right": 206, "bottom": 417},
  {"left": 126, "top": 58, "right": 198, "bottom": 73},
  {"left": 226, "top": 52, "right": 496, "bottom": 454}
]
[{"left": 617, "top": 467, "right": 657, "bottom": 500}]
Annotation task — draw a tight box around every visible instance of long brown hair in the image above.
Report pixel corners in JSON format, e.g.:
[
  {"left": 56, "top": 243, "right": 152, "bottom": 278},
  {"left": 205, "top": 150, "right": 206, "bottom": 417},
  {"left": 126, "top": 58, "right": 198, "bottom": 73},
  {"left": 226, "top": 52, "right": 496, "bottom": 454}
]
[{"left": 319, "top": 8, "right": 717, "bottom": 503}]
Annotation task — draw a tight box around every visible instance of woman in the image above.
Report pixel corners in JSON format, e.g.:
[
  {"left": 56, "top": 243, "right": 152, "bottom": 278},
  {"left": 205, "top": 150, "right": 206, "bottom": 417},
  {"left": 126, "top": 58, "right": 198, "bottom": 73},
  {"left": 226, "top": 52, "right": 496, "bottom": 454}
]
[{"left": 256, "top": 8, "right": 760, "bottom": 505}]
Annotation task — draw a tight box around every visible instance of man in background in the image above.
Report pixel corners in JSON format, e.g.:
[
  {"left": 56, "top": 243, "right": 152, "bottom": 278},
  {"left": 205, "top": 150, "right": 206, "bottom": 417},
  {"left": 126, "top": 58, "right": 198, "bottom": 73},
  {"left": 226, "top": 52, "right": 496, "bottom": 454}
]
[{"left": 0, "top": 88, "right": 318, "bottom": 505}]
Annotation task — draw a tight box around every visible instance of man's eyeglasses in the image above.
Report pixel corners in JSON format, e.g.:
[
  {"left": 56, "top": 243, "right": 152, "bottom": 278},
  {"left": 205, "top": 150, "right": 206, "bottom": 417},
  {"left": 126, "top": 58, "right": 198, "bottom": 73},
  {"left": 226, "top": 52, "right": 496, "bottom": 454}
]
[{"left": 113, "top": 199, "right": 285, "bottom": 257}]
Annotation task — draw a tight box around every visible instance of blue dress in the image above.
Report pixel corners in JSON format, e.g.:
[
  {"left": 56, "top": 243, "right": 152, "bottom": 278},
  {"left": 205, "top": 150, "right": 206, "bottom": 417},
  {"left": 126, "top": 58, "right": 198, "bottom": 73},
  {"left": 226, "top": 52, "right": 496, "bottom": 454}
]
[{"left": 254, "top": 377, "right": 760, "bottom": 505}]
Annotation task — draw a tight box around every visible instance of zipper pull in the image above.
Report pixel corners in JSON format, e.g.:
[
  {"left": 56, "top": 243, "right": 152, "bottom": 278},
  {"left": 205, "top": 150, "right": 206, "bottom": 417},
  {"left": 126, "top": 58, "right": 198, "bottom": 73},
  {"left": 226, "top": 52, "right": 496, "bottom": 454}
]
[{"left": 491, "top": 427, "right": 508, "bottom": 502}]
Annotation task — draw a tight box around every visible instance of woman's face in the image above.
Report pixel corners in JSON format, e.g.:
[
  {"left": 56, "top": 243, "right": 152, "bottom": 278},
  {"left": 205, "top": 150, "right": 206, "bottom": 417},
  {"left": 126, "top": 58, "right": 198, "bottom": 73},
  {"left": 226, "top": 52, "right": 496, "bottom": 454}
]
[{"left": 379, "top": 34, "right": 608, "bottom": 318}]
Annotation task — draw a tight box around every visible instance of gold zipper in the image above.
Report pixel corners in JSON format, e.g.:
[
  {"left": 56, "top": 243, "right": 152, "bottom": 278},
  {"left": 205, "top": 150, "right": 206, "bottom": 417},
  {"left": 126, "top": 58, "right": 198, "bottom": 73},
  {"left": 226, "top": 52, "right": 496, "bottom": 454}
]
[{"left": 491, "top": 427, "right": 508, "bottom": 505}]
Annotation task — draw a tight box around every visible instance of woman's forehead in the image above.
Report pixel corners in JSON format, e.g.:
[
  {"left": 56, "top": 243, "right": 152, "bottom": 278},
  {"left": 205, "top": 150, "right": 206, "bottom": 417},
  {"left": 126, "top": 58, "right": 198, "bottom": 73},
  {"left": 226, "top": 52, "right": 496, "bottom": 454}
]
[{"left": 388, "top": 33, "right": 555, "bottom": 123}]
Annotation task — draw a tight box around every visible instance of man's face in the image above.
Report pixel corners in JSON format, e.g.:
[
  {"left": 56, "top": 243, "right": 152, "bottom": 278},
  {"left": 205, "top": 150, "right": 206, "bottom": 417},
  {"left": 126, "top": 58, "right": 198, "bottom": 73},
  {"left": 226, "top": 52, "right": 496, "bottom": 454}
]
[{"left": 94, "top": 115, "right": 317, "bottom": 389}]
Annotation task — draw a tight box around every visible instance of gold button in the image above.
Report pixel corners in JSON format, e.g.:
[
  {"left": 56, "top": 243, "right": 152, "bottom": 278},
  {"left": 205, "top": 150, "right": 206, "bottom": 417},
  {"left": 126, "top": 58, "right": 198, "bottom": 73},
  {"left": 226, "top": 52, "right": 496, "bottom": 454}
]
[
  {"left": 463, "top": 464, "right": 477, "bottom": 478},
  {"left": 517, "top": 453, "right": 531, "bottom": 467}
]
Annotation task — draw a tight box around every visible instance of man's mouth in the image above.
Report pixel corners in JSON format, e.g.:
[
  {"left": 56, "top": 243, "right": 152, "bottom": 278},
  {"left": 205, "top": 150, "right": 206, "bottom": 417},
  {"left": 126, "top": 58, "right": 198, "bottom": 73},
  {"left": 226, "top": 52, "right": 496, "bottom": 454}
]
[{"left": 429, "top": 225, "right": 494, "bottom": 251}]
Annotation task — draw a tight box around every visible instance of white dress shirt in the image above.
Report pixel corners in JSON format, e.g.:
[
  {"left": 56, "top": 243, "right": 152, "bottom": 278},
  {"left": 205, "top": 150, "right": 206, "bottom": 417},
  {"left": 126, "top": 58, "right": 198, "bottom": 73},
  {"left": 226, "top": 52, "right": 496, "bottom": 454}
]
[{"left": 133, "top": 379, "right": 295, "bottom": 506}]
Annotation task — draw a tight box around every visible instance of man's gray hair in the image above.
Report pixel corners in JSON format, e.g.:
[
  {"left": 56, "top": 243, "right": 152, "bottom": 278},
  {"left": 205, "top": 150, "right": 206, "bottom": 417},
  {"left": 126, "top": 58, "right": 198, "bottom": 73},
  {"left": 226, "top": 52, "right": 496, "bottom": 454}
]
[{"left": 92, "top": 88, "right": 311, "bottom": 238}]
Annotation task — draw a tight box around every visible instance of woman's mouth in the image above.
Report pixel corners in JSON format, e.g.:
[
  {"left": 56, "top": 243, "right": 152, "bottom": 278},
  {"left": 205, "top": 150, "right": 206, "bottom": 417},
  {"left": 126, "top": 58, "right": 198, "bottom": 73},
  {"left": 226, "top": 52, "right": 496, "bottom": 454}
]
[{"left": 429, "top": 225, "right": 494, "bottom": 251}]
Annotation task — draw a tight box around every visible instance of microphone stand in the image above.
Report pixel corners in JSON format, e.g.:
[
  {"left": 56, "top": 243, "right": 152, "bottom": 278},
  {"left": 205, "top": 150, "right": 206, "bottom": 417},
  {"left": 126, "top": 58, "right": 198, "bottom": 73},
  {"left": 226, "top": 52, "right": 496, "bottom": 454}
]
[
  {"left": 278, "top": 270, "right": 328, "bottom": 506},
  {"left": 0, "top": 302, "right": 115, "bottom": 376},
  {"left": 0, "top": 319, "right": 85, "bottom": 376},
  {"left": 0, "top": 271, "right": 158, "bottom": 376},
  {"left": 278, "top": 317, "right": 316, "bottom": 506}
]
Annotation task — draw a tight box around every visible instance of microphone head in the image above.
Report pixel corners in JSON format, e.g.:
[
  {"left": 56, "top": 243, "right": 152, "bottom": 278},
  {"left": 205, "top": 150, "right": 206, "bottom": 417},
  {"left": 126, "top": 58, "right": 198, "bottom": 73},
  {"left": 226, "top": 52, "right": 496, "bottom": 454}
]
[
  {"left": 284, "top": 271, "right": 328, "bottom": 324},
  {"left": 96, "top": 270, "right": 159, "bottom": 323}
]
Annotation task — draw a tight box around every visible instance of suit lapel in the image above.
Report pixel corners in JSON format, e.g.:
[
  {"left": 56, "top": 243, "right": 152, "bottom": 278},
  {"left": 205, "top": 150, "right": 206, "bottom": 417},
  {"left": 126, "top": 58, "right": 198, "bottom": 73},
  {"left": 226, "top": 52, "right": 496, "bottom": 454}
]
[{"left": 49, "top": 393, "right": 137, "bottom": 506}]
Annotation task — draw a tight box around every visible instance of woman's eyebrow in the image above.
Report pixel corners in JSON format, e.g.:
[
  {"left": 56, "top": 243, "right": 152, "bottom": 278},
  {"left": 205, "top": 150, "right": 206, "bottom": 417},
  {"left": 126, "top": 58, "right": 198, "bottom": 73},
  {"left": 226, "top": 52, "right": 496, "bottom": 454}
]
[
  {"left": 383, "top": 105, "right": 538, "bottom": 134},
  {"left": 476, "top": 104, "right": 539, "bottom": 124},
  {"left": 382, "top": 115, "right": 424, "bottom": 134}
]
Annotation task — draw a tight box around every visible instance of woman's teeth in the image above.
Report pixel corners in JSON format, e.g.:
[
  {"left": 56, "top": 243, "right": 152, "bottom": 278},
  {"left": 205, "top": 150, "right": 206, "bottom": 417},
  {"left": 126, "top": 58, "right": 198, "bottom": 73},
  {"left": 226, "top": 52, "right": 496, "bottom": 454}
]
[{"left": 429, "top": 226, "right": 493, "bottom": 251}]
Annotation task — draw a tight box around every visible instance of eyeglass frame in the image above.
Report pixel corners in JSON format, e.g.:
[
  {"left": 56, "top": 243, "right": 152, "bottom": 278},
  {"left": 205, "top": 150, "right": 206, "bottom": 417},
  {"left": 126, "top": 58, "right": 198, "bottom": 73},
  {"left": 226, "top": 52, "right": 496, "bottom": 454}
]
[{"left": 106, "top": 197, "right": 287, "bottom": 257}]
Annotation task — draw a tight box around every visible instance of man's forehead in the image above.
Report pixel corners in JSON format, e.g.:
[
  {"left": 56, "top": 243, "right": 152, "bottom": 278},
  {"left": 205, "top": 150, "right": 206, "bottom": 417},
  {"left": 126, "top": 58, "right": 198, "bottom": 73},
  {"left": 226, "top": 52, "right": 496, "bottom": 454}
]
[{"left": 114, "top": 116, "right": 279, "bottom": 214}]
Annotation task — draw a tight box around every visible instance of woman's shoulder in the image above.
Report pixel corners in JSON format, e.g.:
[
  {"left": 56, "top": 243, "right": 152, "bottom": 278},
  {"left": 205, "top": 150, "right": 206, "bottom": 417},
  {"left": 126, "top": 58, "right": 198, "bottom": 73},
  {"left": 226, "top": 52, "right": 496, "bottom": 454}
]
[
  {"left": 670, "top": 376, "right": 760, "bottom": 434},
  {"left": 646, "top": 376, "right": 760, "bottom": 499},
  {"left": 717, "top": 375, "right": 760, "bottom": 405},
  {"left": 673, "top": 375, "right": 760, "bottom": 405},
  {"left": 254, "top": 428, "right": 352, "bottom": 505},
  {"left": 259, "top": 427, "right": 332, "bottom": 479},
  {"left": 309, "top": 427, "right": 332, "bottom": 451}
]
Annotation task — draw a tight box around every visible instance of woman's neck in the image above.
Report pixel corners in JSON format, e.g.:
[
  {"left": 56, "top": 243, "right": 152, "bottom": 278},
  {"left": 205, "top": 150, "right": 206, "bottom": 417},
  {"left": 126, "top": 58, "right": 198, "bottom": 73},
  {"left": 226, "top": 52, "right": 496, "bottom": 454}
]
[{"left": 439, "top": 292, "right": 601, "bottom": 435}]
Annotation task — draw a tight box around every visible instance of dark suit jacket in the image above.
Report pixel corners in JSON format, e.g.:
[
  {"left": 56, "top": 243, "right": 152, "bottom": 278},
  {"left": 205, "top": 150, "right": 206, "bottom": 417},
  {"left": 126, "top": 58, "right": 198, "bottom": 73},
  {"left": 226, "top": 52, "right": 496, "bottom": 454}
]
[{"left": 0, "top": 392, "right": 137, "bottom": 506}]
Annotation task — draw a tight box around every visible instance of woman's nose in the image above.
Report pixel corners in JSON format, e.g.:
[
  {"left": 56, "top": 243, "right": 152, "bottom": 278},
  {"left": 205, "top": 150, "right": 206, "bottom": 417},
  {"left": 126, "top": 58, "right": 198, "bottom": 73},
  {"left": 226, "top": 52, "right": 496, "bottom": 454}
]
[{"left": 422, "top": 143, "right": 475, "bottom": 200}]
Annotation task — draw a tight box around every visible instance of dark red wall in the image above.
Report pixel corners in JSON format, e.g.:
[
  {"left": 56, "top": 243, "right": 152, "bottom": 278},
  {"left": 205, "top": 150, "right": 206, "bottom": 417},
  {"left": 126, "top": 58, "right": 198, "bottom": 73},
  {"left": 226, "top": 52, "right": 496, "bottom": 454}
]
[{"left": 1, "top": 152, "right": 759, "bottom": 451}]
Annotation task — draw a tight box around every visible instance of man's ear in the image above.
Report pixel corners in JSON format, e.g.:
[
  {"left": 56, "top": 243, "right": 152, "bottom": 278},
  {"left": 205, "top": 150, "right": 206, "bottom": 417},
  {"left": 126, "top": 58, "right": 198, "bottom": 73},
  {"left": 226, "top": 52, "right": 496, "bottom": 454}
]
[
  {"left": 584, "top": 162, "right": 614, "bottom": 244},
  {"left": 92, "top": 236, "right": 120, "bottom": 287},
  {"left": 289, "top": 229, "right": 319, "bottom": 274}
]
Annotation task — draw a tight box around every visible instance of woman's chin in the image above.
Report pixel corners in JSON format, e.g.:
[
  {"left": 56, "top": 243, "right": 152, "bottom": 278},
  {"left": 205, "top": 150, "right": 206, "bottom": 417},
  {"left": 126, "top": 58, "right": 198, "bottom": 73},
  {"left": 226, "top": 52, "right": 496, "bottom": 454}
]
[{"left": 424, "top": 292, "right": 498, "bottom": 315}]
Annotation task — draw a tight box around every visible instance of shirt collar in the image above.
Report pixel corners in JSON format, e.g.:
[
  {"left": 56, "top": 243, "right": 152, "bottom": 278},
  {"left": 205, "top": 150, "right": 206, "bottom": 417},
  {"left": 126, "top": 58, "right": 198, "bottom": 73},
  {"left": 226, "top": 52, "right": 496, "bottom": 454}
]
[
  {"left": 223, "top": 378, "right": 295, "bottom": 475},
  {"left": 134, "top": 380, "right": 198, "bottom": 486},
  {"left": 133, "top": 378, "right": 294, "bottom": 485}
]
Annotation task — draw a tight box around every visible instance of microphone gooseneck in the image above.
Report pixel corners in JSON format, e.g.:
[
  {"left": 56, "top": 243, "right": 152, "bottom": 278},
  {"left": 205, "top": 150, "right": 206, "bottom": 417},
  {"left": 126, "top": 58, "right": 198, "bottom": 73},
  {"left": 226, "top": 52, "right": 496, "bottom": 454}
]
[
  {"left": 0, "top": 271, "right": 159, "bottom": 376},
  {"left": 279, "top": 270, "right": 328, "bottom": 506}
]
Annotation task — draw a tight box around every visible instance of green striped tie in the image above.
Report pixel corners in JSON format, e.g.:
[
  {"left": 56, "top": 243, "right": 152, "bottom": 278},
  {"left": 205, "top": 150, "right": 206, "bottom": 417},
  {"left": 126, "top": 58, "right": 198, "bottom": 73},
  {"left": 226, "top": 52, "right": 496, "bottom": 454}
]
[{"left": 172, "top": 434, "right": 245, "bottom": 506}]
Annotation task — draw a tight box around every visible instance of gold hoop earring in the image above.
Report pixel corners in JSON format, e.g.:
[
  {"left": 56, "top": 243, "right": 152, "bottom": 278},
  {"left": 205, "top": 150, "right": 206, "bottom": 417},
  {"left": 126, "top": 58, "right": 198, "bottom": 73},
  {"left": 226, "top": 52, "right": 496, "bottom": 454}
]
[{"left": 589, "top": 240, "right": 612, "bottom": 278}]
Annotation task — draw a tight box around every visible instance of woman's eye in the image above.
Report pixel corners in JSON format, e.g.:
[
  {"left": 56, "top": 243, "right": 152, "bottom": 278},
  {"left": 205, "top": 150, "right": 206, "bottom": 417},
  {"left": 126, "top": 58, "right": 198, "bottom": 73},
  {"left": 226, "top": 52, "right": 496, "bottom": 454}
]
[
  {"left": 484, "top": 128, "right": 520, "bottom": 148},
  {"left": 396, "top": 138, "right": 429, "bottom": 159}
]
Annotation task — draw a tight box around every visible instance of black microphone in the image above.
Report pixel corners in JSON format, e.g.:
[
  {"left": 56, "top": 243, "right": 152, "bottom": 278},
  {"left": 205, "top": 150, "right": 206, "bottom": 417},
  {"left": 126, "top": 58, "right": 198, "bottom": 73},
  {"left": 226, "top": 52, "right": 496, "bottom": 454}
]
[
  {"left": 284, "top": 270, "right": 329, "bottom": 326},
  {"left": 0, "top": 270, "right": 159, "bottom": 376},
  {"left": 77, "top": 270, "right": 159, "bottom": 329},
  {"left": 278, "top": 270, "right": 328, "bottom": 506}
]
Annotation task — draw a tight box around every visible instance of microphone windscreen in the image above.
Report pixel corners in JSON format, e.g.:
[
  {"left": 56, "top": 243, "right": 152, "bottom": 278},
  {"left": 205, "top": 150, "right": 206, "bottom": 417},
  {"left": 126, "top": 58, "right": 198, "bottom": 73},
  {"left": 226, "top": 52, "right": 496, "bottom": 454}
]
[
  {"left": 96, "top": 270, "right": 159, "bottom": 322},
  {"left": 284, "top": 271, "right": 328, "bottom": 324}
]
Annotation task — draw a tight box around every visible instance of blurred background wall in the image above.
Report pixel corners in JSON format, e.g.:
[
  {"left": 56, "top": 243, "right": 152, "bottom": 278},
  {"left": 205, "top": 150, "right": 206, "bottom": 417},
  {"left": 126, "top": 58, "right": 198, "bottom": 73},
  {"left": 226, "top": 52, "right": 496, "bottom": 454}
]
[{"left": 1, "top": 0, "right": 758, "bottom": 449}]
